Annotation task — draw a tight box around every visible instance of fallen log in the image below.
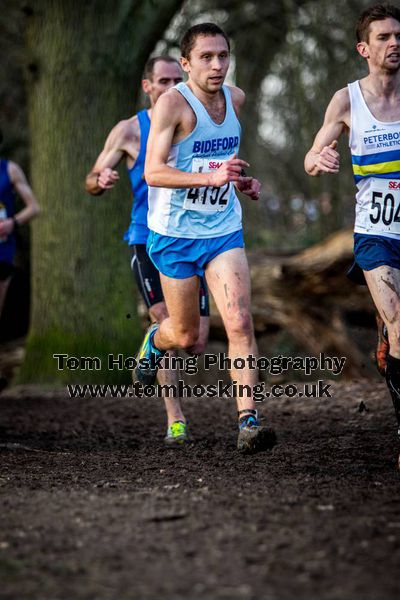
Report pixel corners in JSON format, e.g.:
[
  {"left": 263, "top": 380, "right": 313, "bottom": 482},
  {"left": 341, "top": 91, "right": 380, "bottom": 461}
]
[{"left": 211, "top": 228, "right": 375, "bottom": 377}]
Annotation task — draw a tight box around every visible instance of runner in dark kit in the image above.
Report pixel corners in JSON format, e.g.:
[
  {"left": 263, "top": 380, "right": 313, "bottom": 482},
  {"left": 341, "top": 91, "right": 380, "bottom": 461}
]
[
  {"left": 86, "top": 57, "right": 210, "bottom": 446},
  {"left": 0, "top": 154, "right": 40, "bottom": 390},
  {"left": 0, "top": 157, "right": 40, "bottom": 318}
]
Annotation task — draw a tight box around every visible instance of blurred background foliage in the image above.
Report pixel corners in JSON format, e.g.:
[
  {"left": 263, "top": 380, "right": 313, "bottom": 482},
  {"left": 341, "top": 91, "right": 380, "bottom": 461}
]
[
  {"left": 157, "top": 0, "right": 372, "bottom": 249},
  {"left": 0, "top": 0, "right": 374, "bottom": 381},
  {"left": 1, "top": 0, "right": 372, "bottom": 252}
]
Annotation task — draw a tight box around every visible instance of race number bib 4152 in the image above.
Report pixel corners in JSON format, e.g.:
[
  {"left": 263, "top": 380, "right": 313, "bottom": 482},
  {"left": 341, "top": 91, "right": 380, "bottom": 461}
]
[
  {"left": 183, "top": 157, "right": 231, "bottom": 212},
  {"left": 367, "top": 178, "right": 400, "bottom": 234}
]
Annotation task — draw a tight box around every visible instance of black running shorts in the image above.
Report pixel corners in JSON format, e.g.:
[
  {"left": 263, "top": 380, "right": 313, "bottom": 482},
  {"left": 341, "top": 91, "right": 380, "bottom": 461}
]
[{"left": 130, "top": 244, "right": 209, "bottom": 316}]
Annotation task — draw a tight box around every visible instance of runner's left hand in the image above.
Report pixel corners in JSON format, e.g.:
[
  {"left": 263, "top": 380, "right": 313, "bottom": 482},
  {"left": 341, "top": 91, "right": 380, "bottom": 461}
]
[{"left": 235, "top": 176, "right": 261, "bottom": 200}]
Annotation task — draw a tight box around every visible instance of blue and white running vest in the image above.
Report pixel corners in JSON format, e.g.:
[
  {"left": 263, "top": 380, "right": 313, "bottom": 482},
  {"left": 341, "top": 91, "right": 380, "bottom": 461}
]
[
  {"left": 124, "top": 109, "right": 151, "bottom": 245},
  {"left": 349, "top": 80, "right": 400, "bottom": 239},
  {"left": 147, "top": 82, "right": 242, "bottom": 239}
]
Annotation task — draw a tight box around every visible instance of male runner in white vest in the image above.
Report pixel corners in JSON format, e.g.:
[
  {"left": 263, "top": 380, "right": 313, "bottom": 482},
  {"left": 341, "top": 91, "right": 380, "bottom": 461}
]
[
  {"left": 136, "top": 23, "right": 276, "bottom": 454},
  {"left": 305, "top": 3, "right": 400, "bottom": 466}
]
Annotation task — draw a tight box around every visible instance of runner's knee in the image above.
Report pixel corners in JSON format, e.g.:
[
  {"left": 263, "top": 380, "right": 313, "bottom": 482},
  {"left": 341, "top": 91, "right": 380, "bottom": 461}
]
[{"left": 225, "top": 312, "right": 253, "bottom": 340}]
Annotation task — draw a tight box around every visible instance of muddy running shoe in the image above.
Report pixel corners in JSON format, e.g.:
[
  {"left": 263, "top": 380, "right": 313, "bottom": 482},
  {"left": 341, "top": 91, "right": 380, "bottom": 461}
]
[
  {"left": 375, "top": 314, "right": 389, "bottom": 377},
  {"left": 237, "top": 409, "right": 277, "bottom": 454},
  {"left": 164, "top": 421, "right": 188, "bottom": 447},
  {"left": 134, "top": 323, "right": 165, "bottom": 385}
]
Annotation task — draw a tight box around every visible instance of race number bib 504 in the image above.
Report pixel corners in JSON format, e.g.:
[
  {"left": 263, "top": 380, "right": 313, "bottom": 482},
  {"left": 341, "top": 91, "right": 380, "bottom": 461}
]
[
  {"left": 183, "top": 157, "right": 231, "bottom": 212},
  {"left": 367, "top": 178, "right": 400, "bottom": 234}
]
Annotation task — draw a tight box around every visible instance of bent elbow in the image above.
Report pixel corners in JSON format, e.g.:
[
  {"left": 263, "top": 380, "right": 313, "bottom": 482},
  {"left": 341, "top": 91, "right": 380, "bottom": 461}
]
[
  {"left": 145, "top": 168, "right": 157, "bottom": 187},
  {"left": 30, "top": 201, "right": 41, "bottom": 218}
]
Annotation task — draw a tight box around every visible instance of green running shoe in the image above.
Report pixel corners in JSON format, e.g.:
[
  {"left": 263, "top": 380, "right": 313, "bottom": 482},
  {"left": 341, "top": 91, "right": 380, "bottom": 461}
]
[
  {"left": 164, "top": 421, "right": 188, "bottom": 446},
  {"left": 237, "top": 409, "right": 276, "bottom": 454},
  {"left": 134, "top": 322, "right": 165, "bottom": 386}
]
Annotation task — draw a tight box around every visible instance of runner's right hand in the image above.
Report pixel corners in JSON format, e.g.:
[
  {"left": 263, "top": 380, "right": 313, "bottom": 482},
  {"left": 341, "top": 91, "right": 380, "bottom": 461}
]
[
  {"left": 97, "top": 167, "right": 119, "bottom": 189},
  {"left": 315, "top": 140, "right": 340, "bottom": 174},
  {"left": 209, "top": 154, "right": 249, "bottom": 187}
]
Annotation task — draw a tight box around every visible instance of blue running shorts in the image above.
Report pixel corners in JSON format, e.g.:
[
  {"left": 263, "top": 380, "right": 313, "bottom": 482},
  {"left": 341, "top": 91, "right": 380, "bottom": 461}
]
[
  {"left": 353, "top": 233, "right": 400, "bottom": 272},
  {"left": 146, "top": 229, "right": 244, "bottom": 278}
]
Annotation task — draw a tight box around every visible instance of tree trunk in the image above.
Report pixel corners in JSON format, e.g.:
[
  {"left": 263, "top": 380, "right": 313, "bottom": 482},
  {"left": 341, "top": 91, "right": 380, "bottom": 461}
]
[{"left": 20, "top": 0, "right": 183, "bottom": 383}]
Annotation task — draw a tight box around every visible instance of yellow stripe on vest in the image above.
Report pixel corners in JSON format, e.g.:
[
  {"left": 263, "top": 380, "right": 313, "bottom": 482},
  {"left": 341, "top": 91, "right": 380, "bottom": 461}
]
[{"left": 353, "top": 159, "right": 400, "bottom": 176}]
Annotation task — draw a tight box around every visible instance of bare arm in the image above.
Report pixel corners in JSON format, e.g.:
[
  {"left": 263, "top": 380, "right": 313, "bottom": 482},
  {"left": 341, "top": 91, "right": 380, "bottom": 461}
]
[
  {"left": 145, "top": 91, "right": 249, "bottom": 189},
  {"left": 85, "top": 119, "right": 138, "bottom": 195},
  {"left": 0, "top": 162, "right": 40, "bottom": 238},
  {"left": 304, "top": 88, "right": 349, "bottom": 176},
  {"left": 9, "top": 162, "right": 40, "bottom": 224}
]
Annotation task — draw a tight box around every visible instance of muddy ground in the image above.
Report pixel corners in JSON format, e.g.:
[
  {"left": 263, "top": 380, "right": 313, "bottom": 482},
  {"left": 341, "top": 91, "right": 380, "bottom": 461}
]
[{"left": 0, "top": 380, "right": 399, "bottom": 600}]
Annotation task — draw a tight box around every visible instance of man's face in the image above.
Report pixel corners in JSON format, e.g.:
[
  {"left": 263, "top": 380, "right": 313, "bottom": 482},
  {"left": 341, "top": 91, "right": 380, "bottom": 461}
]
[
  {"left": 181, "top": 34, "right": 230, "bottom": 93},
  {"left": 358, "top": 17, "right": 400, "bottom": 72},
  {"left": 142, "top": 60, "right": 183, "bottom": 106}
]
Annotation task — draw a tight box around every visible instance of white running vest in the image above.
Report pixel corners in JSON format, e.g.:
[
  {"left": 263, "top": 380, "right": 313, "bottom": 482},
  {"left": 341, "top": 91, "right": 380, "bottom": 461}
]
[
  {"left": 147, "top": 83, "right": 243, "bottom": 239},
  {"left": 349, "top": 80, "right": 400, "bottom": 239}
]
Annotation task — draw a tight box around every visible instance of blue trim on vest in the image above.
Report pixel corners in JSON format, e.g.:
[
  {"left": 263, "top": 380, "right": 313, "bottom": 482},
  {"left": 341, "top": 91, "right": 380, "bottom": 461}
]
[
  {"left": 354, "top": 171, "right": 400, "bottom": 183},
  {"left": 124, "top": 110, "right": 151, "bottom": 245},
  {"left": 352, "top": 149, "right": 400, "bottom": 166},
  {"left": 0, "top": 159, "right": 16, "bottom": 263}
]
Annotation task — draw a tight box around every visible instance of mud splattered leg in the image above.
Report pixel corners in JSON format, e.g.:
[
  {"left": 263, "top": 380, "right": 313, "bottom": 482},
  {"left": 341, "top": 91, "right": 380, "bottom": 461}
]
[
  {"left": 364, "top": 266, "right": 400, "bottom": 452},
  {"left": 364, "top": 266, "right": 400, "bottom": 358}
]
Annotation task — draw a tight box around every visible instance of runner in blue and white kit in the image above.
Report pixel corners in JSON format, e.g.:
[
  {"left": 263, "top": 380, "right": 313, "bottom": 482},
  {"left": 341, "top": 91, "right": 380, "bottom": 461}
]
[
  {"left": 305, "top": 3, "right": 400, "bottom": 465},
  {"left": 86, "top": 56, "right": 210, "bottom": 446},
  {"left": 137, "top": 23, "right": 276, "bottom": 454}
]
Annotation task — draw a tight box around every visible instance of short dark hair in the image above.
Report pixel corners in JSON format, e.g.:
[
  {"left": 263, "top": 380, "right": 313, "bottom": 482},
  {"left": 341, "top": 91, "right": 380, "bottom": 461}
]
[
  {"left": 356, "top": 3, "right": 400, "bottom": 42},
  {"left": 180, "top": 23, "right": 230, "bottom": 60},
  {"left": 143, "top": 55, "right": 180, "bottom": 80}
]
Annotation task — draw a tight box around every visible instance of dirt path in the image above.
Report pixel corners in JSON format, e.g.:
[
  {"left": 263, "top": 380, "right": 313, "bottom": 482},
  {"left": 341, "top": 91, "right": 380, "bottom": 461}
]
[{"left": 0, "top": 381, "right": 399, "bottom": 600}]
